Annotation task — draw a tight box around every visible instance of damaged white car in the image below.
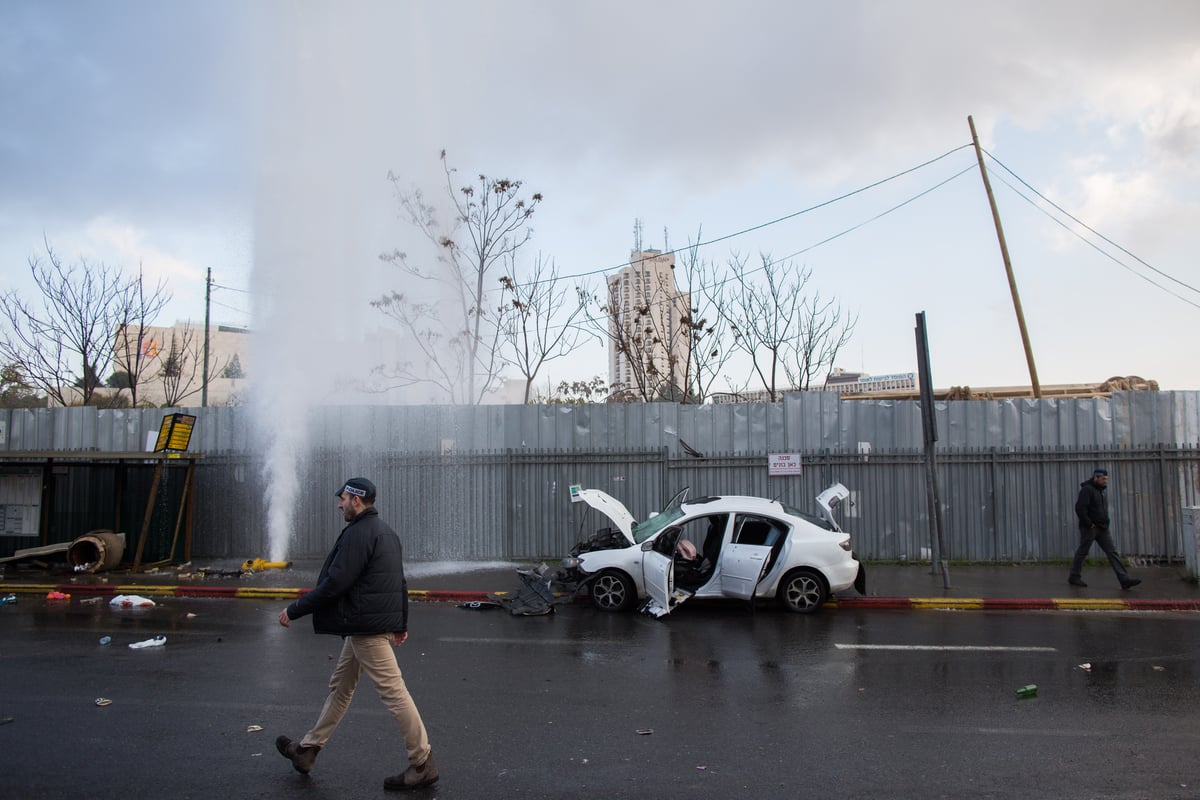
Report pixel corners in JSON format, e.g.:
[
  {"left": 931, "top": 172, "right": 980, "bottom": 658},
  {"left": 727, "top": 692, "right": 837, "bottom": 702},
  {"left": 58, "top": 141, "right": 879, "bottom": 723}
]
[{"left": 557, "top": 483, "right": 865, "bottom": 616}]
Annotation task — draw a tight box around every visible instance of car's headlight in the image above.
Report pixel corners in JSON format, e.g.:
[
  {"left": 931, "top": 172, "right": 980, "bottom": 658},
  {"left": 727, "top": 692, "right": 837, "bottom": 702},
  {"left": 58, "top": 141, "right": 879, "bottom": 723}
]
[
  {"left": 560, "top": 557, "right": 582, "bottom": 569},
  {"left": 838, "top": 538, "right": 852, "bottom": 552}
]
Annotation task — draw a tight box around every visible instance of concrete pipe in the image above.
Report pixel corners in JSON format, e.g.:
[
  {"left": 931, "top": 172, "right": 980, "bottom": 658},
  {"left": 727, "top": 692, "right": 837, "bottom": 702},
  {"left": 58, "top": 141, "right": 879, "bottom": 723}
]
[{"left": 68, "top": 530, "right": 127, "bottom": 573}]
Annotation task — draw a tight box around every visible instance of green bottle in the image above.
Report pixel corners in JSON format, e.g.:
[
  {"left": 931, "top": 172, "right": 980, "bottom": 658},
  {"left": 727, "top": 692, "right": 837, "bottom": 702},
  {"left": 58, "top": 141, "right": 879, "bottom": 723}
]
[{"left": 1015, "top": 684, "right": 1037, "bottom": 698}]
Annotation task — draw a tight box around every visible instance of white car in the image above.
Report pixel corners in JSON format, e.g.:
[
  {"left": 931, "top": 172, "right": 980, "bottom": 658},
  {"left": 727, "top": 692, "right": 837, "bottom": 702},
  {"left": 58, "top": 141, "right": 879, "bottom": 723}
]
[{"left": 558, "top": 483, "right": 865, "bottom": 616}]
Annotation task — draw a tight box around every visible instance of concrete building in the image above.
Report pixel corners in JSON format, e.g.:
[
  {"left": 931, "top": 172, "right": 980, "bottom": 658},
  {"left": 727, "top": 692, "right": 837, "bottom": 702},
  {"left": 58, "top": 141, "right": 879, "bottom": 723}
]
[
  {"left": 824, "top": 367, "right": 917, "bottom": 395},
  {"left": 606, "top": 250, "right": 691, "bottom": 400},
  {"left": 109, "top": 321, "right": 250, "bottom": 407}
]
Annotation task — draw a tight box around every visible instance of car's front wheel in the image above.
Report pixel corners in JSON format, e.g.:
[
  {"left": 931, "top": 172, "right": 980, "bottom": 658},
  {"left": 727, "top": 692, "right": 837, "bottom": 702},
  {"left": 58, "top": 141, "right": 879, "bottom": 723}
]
[
  {"left": 777, "top": 568, "right": 829, "bottom": 613},
  {"left": 588, "top": 570, "right": 637, "bottom": 612}
]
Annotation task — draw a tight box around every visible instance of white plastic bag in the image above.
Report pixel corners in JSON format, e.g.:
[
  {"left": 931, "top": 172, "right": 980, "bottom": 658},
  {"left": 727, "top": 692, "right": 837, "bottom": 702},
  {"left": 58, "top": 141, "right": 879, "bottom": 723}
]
[{"left": 109, "top": 595, "right": 156, "bottom": 608}]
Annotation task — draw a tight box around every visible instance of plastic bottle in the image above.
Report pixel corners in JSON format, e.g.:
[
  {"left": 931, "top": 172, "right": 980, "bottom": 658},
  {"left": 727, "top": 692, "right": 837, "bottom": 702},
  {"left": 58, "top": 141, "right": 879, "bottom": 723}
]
[
  {"left": 1015, "top": 684, "right": 1038, "bottom": 698},
  {"left": 0, "top": 594, "right": 17, "bottom": 605},
  {"left": 99, "top": 636, "right": 112, "bottom": 646}
]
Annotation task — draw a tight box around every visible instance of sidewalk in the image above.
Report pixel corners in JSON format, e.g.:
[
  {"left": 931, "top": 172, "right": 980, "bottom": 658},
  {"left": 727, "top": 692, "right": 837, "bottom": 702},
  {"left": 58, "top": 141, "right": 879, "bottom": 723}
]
[{"left": 1, "top": 559, "right": 1198, "bottom": 611}]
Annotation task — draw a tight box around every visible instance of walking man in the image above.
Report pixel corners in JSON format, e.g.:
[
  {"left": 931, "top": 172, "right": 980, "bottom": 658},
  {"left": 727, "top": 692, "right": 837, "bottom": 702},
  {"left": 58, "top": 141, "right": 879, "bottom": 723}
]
[
  {"left": 1069, "top": 468, "right": 1141, "bottom": 590},
  {"left": 276, "top": 477, "right": 439, "bottom": 791}
]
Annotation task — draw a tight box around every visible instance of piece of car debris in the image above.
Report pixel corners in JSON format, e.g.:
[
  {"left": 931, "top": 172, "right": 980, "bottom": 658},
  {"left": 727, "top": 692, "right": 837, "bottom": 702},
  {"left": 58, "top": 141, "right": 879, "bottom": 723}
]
[
  {"left": 95, "top": 698, "right": 112, "bottom": 707},
  {"left": 635, "top": 729, "right": 653, "bottom": 735},
  {"left": 246, "top": 724, "right": 263, "bottom": 732}
]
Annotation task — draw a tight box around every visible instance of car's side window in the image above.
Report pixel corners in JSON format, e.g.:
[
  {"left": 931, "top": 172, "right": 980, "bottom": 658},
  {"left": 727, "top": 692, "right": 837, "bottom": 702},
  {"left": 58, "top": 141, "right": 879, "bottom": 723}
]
[{"left": 733, "top": 515, "right": 786, "bottom": 547}]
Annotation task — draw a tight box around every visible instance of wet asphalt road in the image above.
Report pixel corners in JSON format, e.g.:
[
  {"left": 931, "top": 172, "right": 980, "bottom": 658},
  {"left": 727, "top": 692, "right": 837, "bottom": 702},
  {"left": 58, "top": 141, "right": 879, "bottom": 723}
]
[{"left": 1, "top": 597, "right": 1198, "bottom": 800}]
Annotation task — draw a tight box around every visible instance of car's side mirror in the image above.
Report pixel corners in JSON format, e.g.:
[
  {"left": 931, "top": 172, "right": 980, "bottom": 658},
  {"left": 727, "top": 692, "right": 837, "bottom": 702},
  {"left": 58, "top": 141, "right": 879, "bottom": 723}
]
[{"left": 641, "top": 540, "right": 655, "bottom": 552}]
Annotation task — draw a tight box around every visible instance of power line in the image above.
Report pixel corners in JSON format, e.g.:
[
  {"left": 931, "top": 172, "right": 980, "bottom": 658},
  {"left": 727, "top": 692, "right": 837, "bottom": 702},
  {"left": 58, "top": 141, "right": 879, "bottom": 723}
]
[
  {"left": 542, "top": 143, "right": 976, "bottom": 285},
  {"left": 210, "top": 298, "right": 251, "bottom": 317},
  {"left": 989, "top": 169, "right": 1200, "bottom": 311},
  {"left": 983, "top": 148, "right": 1200, "bottom": 298},
  {"left": 211, "top": 281, "right": 252, "bottom": 294}
]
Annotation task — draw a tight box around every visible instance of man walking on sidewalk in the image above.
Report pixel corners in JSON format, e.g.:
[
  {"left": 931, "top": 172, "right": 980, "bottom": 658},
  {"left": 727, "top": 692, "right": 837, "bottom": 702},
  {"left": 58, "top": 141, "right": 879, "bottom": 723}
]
[
  {"left": 1069, "top": 468, "right": 1141, "bottom": 590},
  {"left": 275, "top": 477, "right": 439, "bottom": 791}
]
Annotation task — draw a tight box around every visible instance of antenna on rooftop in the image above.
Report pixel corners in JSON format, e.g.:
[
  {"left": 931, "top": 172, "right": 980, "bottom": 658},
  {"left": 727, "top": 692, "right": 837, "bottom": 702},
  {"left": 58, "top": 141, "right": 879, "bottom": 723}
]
[{"left": 633, "top": 218, "right": 643, "bottom": 254}]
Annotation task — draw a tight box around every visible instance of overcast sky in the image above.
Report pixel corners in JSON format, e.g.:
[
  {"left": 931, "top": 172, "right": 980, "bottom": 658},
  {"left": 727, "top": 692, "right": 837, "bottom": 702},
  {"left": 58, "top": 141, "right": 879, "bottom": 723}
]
[{"left": 3, "top": 0, "right": 1198, "bottom": 399}]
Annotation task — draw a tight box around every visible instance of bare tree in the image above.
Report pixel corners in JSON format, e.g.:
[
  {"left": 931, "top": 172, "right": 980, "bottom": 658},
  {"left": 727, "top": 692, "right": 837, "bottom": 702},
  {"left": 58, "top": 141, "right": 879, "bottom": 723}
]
[
  {"left": 111, "top": 263, "right": 172, "bottom": 407},
  {"left": 374, "top": 151, "right": 542, "bottom": 404},
  {"left": 784, "top": 290, "right": 856, "bottom": 391},
  {"left": 674, "top": 235, "right": 737, "bottom": 404},
  {"left": 721, "top": 253, "right": 856, "bottom": 400},
  {"left": 499, "top": 253, "right": 592, "bottom": 403},
  {"left": 153, "top": 325, "right": 228, "bottom": 407},
  {"left": 0, "top": 241, "right": 128, "bottom": 406},
  {"left": 533, "top": 375, "right": 614, "bottom": 404}
]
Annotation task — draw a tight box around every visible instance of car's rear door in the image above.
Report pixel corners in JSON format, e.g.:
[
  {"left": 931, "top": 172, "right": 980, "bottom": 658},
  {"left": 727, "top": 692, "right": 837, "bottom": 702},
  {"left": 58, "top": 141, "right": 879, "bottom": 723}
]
[
  {"left": 718, "top": 543, "right": 772, "bottom": 600},
  {"left": 719, "top": 514, "right": 784, "bottom": 600}
]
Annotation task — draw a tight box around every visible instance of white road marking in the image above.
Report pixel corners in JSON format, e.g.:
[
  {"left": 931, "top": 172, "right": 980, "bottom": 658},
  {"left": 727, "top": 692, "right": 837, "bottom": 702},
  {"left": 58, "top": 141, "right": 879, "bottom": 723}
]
[
  {"left": 439, "top": 637, "right": 590, "bottom": 645},
  {"left": 835, "top": 644, "right": 1057, "bottom": 652}
]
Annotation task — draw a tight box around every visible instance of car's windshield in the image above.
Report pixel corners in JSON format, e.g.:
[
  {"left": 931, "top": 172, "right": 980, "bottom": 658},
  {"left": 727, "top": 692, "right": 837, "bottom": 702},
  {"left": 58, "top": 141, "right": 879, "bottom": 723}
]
[{"left": 632, "top": 487, "right": 689, "bottom": 543}]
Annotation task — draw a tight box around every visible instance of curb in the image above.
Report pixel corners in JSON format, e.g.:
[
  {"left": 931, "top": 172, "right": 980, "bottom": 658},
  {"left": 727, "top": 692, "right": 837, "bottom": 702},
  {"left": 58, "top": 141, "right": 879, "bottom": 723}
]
[{"left": 3, "top": 583, "right": 1199, "bottom": 611}]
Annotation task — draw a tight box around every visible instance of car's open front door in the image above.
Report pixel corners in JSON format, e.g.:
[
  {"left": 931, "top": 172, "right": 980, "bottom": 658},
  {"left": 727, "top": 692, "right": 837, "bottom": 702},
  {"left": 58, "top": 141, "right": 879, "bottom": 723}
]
[
  {"left": 719, "top": 543, "right": 774, "bottom": 601},
  {"left": 641, "top": 530, "right": 690, "bottom": 617}
]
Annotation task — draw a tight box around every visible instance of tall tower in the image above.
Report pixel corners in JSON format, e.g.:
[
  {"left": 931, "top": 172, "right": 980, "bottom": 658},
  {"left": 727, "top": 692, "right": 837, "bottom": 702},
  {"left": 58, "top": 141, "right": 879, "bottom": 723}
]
[{"left": 607, "top": 249, "right": 691, "bottom": 400}]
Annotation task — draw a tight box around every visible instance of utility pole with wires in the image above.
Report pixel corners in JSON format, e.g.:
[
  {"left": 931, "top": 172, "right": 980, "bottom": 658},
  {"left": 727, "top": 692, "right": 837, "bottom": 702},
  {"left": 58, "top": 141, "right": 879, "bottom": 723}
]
[
  {"left": 202, "top": 267, "right": 211, "bottom": 407},
  {"left": 968, "top": 114, "right": 1042, "bottom": 398}
]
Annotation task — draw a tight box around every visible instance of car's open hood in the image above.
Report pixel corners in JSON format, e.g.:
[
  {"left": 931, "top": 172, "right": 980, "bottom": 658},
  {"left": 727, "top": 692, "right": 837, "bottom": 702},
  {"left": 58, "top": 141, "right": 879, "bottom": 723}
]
[
  {"left": 815, "top": 482, "right": 850, "bottom": 531},
  {"left": 574, "top": 489, "right": 636, "bottom": 544}
]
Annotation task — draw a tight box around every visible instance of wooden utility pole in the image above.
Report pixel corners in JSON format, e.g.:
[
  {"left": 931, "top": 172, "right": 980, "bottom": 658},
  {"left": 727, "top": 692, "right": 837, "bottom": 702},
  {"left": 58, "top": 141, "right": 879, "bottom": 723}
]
[
  {"left": 202, "top": 267, "right": 211, "bottom": 407},
  {"left": 968, "top": 115, "right": 1042, "bottom": 398}
]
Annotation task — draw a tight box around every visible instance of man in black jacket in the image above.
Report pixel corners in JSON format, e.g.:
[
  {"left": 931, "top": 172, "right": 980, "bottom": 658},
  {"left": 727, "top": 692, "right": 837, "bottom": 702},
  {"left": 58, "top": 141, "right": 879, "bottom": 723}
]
[
  {"left": 1069, "top": 468, "right": 1140, "bottom": 590},
  {"left": 275, "top": 477, "right": 438, "bottom": 791}
]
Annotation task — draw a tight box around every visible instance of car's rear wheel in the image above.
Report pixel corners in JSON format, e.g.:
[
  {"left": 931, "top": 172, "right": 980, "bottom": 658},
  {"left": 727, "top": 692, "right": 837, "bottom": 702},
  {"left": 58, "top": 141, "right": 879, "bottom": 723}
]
[
  {"left": 777, "top": 567, "right": 829, "bottom": 614},
  {"left": 589, "top": 570, "right": 637, "bottom": 612}
]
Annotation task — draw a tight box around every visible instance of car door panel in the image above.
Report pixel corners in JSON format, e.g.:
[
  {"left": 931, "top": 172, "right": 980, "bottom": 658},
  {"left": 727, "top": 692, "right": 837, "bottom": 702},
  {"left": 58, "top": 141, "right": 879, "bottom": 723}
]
[
  {"left": 719, "top": 542, "right": 774, "bottom": 600},
  {"left": 643, "top": 547, "right": 673, "bottom": 611}
]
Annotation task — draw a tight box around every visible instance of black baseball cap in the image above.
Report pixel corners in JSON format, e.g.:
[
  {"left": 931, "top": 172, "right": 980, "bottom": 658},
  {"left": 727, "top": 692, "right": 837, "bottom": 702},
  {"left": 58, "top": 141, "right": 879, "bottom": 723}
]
[
  {"left": 1093, "top": 468, "right": 1108, "bottom": 477},
  {"left": 336, "top": 477, "right": 377, "bottom": 501}
]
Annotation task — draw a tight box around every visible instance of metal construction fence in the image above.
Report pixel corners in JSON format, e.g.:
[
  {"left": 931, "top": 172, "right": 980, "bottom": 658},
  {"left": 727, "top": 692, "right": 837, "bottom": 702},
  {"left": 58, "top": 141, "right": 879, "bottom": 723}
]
[
  {"left": 1, "top": 393, "right": 1198, "bottom": 564},
  {"left": 186, "top": 444, "right": 1200, "bottom": 563}
]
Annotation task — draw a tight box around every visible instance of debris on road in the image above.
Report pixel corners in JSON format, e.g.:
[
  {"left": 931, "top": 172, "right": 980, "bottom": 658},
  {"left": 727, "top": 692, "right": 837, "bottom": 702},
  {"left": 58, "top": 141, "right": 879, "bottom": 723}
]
[
  {"left": 246, "top": 725, "right": 263, "bottom": 733},
  {"left": 94, "top": 698, "right": 112, "bottom": 707},
  {"left": 128, "top": 635, "right": 166, "bottom": 649},
  {"left": 1015, "top": 684, "right": 1038, "bottom": 698},
  {"left": 110, "top": 595, "right": 155, "bottom": 608},
  {"left": 45, "top": 591, "right": 70, "bottom": 601},
  {"left": 485, "top": 564, "right": 569, "bottom": 616}
]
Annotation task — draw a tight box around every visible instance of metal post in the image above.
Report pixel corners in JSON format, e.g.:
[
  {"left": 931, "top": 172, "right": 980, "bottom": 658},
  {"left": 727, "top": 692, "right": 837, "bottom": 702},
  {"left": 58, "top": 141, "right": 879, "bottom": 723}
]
[{"left": 916, "top": 312, "right": 950, "bottom": 588}]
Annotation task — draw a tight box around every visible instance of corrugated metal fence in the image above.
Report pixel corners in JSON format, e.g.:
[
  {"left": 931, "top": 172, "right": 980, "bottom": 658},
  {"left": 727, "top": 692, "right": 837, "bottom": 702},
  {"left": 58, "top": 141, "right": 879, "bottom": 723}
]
[
  {"left": 1, "top": 393, "right": 1198, "bottom": 563},
  {"left": 134, "top": 443, "right": 1200, "bottom": 563}
]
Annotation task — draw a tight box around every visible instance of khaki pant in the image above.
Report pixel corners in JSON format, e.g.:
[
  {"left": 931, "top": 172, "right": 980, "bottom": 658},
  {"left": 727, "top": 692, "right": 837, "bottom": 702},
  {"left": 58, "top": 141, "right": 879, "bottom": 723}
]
[{"left": 300, "top": 633, "right": 431, "bottom": 767}]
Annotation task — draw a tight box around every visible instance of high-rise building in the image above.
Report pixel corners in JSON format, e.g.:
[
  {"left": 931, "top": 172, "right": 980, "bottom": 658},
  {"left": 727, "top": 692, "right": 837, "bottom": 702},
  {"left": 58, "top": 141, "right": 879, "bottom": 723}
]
[{"left": 607, "top": 250, "right": 691, "bottom": 400}]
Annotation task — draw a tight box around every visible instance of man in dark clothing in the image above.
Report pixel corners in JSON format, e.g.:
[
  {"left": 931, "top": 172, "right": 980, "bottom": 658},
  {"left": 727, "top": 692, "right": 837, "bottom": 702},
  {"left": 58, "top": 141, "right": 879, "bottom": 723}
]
[
  {"left": 1069, "top": 468, "right": 1141, "bottom": 590},
  {"left": 275, "top": 477, "right": 438, "bottom": 791}
]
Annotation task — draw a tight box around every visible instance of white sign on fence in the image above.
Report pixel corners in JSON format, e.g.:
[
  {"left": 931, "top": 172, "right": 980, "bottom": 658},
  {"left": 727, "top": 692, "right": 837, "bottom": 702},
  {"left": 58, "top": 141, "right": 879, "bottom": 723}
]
[{"left": 767, "top": 453, "right": 803, "bottom": 476}]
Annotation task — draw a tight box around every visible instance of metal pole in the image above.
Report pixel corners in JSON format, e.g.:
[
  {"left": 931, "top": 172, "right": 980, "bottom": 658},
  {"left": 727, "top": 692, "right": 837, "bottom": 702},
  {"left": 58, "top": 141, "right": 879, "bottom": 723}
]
[
  {"left": 967, "top": 115, "right": 1042, "bottom": 398},
  {"left": 202, "top": 268, "right": 212, "bottom": 407},
  {"left": 916, "top": 312, "right": 950, "bottom": 588}
]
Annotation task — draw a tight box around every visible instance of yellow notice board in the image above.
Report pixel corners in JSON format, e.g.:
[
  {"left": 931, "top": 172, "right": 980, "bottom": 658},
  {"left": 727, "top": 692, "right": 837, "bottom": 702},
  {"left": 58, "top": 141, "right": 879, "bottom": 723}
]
[{"left": 153, "top": 413, "right": 196, "bottom": 453}]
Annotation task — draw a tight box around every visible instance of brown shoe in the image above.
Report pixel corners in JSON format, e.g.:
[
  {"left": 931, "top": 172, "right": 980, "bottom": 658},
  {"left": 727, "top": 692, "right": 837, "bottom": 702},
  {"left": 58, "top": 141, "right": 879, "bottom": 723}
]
[
  {"left": 275, "top": 735, "right": 320, "bottom": 774},
  {"left": 384, "top": 753, "right": 439, "bottom": 791}
]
